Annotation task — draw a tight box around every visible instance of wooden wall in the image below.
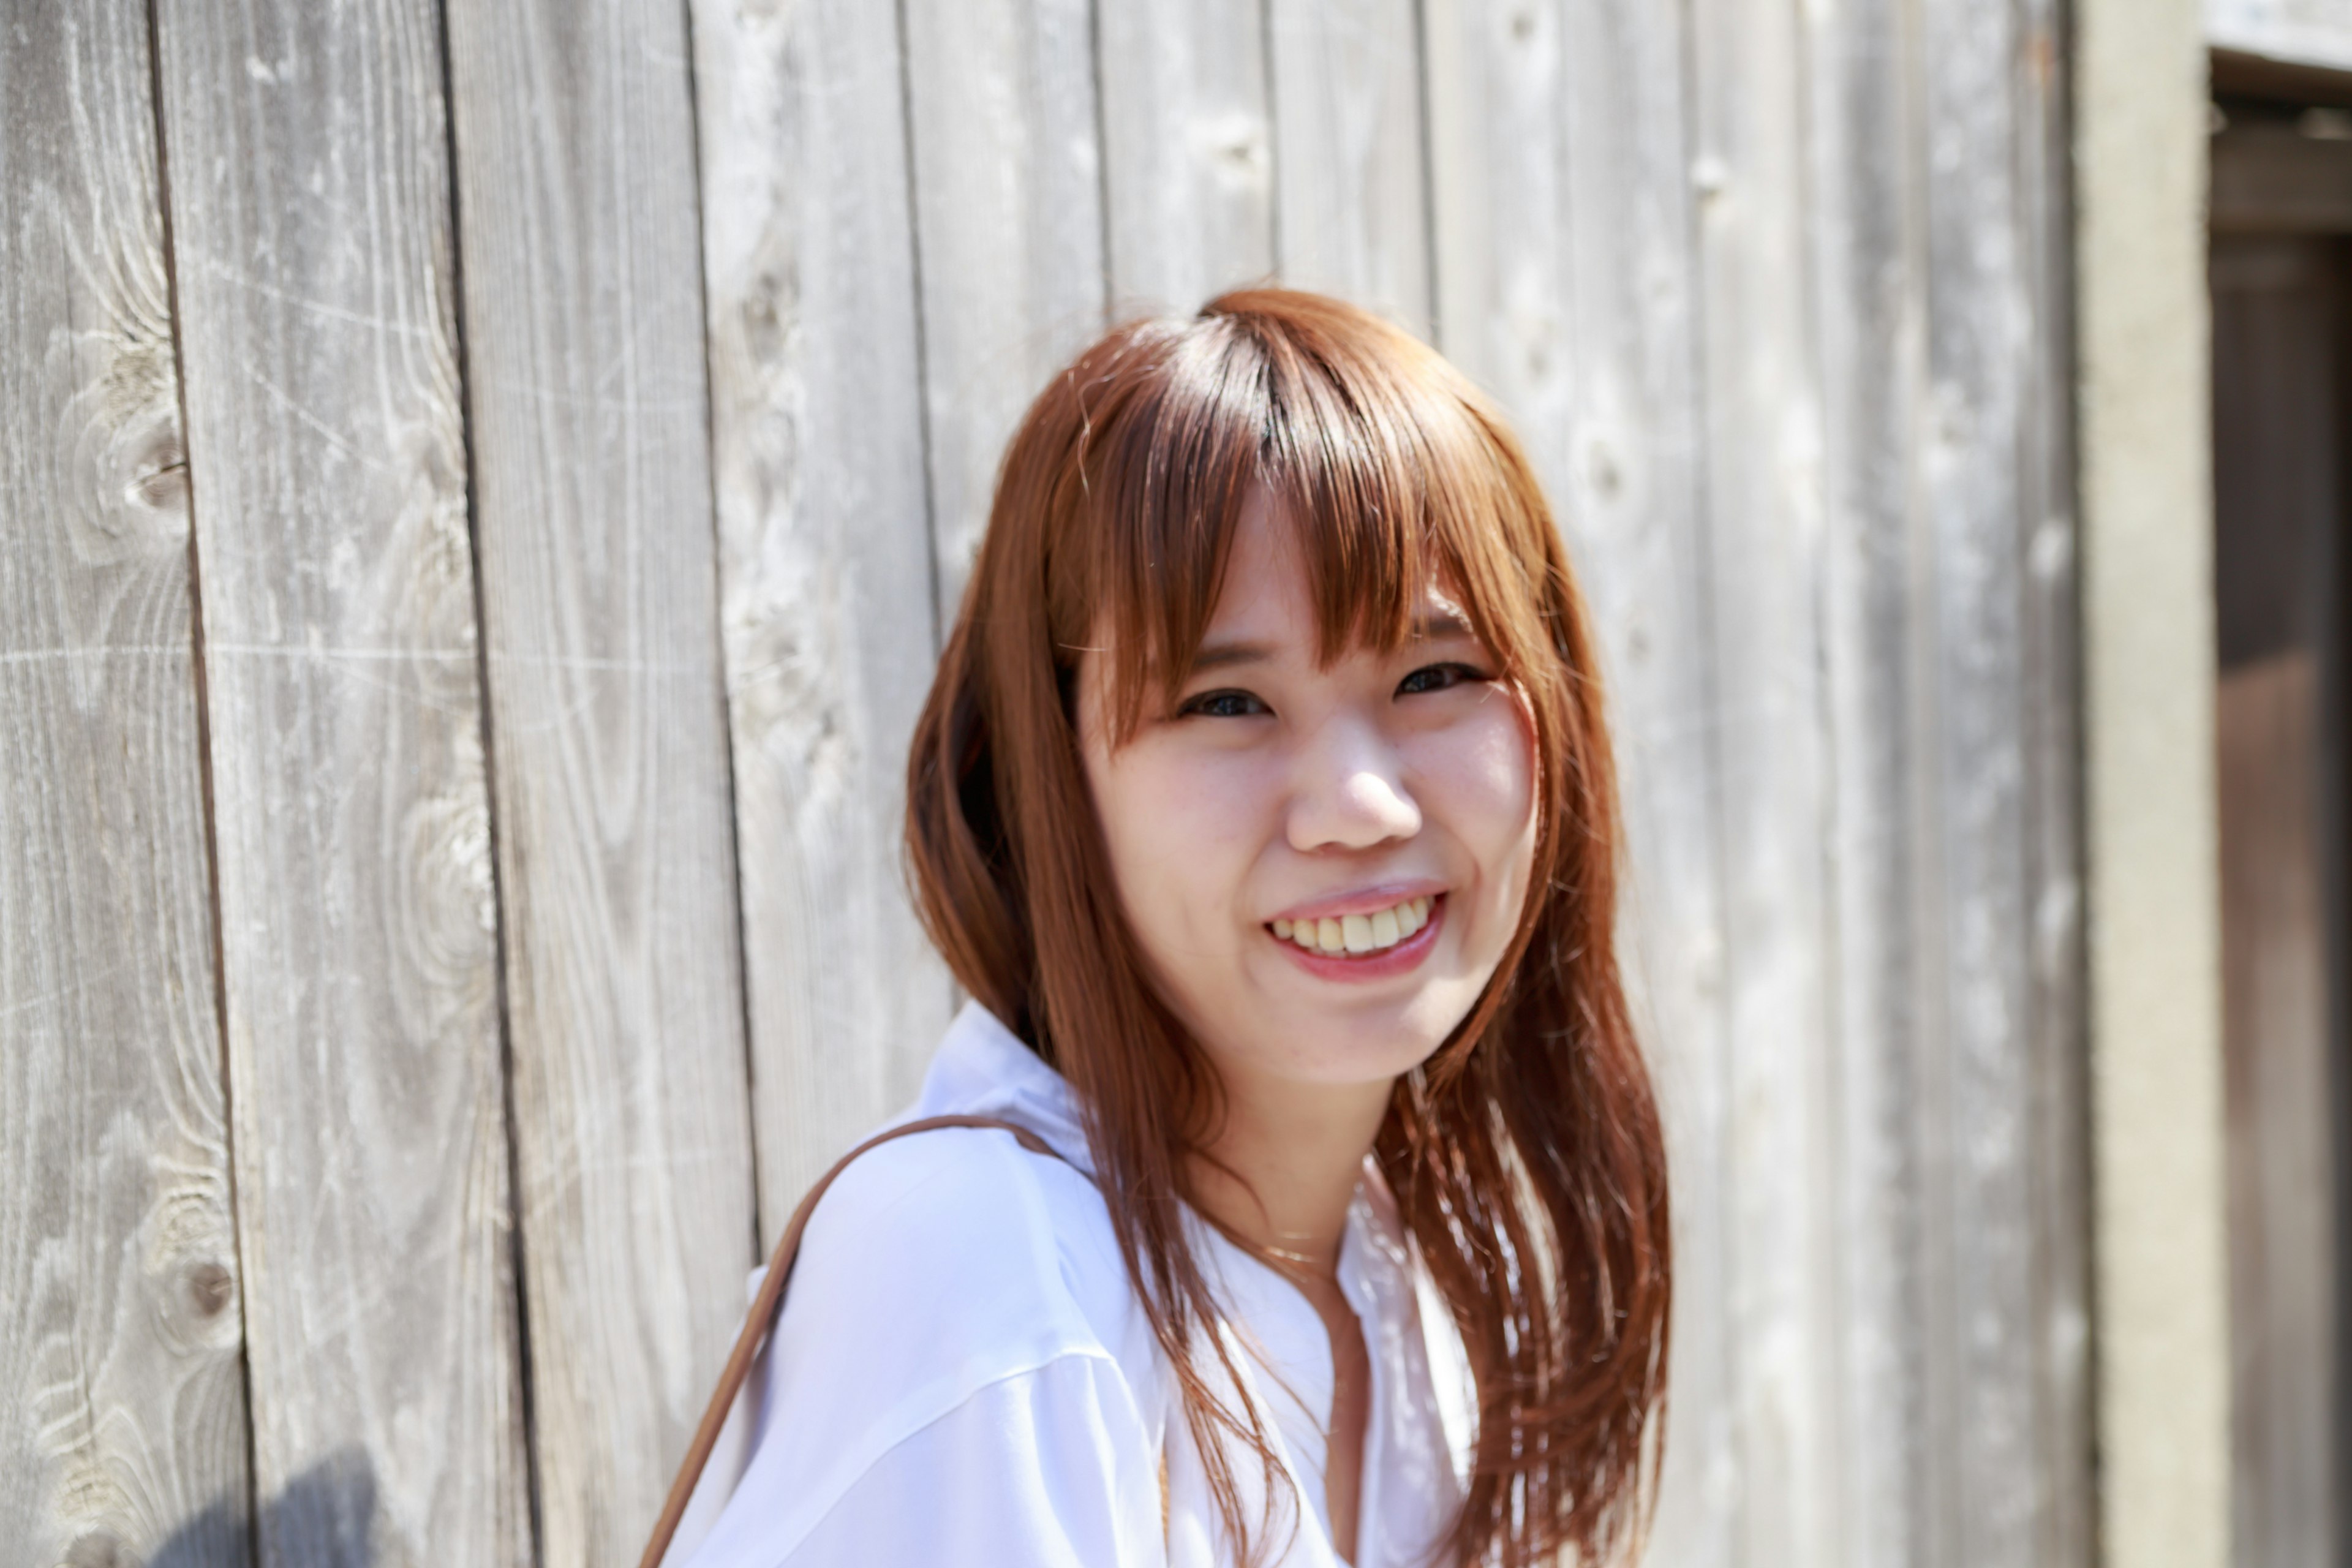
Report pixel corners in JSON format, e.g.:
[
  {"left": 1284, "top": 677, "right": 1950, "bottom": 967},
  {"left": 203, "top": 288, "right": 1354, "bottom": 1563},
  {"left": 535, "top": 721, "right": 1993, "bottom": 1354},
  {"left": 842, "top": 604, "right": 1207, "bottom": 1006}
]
[{"left": 1, "top": 1, "right": 2088, "bottom": 1564}]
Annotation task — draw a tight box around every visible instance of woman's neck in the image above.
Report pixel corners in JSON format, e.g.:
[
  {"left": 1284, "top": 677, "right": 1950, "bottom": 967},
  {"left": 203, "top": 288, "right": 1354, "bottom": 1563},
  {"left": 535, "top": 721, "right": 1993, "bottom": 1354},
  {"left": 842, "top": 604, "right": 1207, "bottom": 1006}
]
[{"left": 1188, "top": 1067, "right": 1396, "bottom": 1277}]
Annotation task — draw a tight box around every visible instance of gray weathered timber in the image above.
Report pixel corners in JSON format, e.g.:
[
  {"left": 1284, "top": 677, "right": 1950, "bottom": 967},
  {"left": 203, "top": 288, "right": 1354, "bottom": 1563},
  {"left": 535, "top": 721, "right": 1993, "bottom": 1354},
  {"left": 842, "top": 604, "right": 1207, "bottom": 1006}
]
[
  {"left": 1265, "top": 0, "right": 1431, "bottom": 337},
  {"left": 687, "top": 0, "right": 955, "bottom": 1235},
  {"left": 902, "top": 0, "right": 1107, "bottom": 624},
  {"left": 1421, "top": 2, "right": 1735, "bottom": 1561},
  {"left": 1801, "top": 0, "right": 1933, "bottom": 1557},
  {"left": 2011, "top": 6, "right": 2097, "bottom": 1560},
  {"left": 151, "top": 1, "right": 530, "bottom": 1562},
  {"left": 1686, "top": 0, "right": 1847, "bottom": 1561},
  {"left": 0, "top": 7, "right": 2109, "bottom": 1563},
  {"left": 0, "top": 6, "right": 250, "bottom": 1564},
  {"left": 1096, "top": 0, "right": 1276, "bottom": 311},
  {"left": 442, "top": 1, "right": 759, "bottom": 1559},
  {"left": 1915, "top": 2, "right": 2091, "bottom": 1559}
]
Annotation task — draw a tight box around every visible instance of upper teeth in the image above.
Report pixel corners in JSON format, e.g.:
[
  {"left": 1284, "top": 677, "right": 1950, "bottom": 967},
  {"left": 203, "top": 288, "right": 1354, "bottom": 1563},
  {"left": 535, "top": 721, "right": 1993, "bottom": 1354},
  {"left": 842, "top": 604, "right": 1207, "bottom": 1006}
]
[{"left": 1272, "top": 897, "right": 1434, "bottom": 956}]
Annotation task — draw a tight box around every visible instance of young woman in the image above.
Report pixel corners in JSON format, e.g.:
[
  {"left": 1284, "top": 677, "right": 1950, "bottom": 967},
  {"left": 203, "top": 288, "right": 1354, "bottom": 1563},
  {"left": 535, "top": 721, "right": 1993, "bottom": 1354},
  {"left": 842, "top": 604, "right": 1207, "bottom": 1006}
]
[{"left": 673, "top": 291, "right": 1670, "bottom": 1567}]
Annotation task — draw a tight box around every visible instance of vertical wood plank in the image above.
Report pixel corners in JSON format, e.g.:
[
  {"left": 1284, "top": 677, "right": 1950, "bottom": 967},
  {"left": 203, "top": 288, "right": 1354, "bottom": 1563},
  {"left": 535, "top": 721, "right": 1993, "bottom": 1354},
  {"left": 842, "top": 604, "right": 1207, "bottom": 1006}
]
[
  {"left": 901, "top": 0, "right": 1107, "bottom": 623},
  {"left": 1915, "top": 2, "right": 2089, "bottom": 1559},
  {"left": 441, "top": 2, "right": 759, "bottom": 1560},
  {"left": 686, "top": 0, "right": 954, "bottom": 1232},
  {"left": 2010, "top": 4, "right": 2097, "bottom": 1559},
  {"left": 0, "top": 4, "right": 251, "bottom": 1563},
  {"left": 1422, "top": 2, "right": 1734, "bottom": 1561},
  {"left": 151, "top": 1, "right": 530, "bottom": 1562},
  {"left": 1801, "top": 0, "right": 1933, "bottom": 1559},
  {"left": 1096, "top": 0, "right": 1276, "bottom": 311},
  {"left": 1684, "top": 1, "right": 1848, "bottom": 1562},
  {"left": 1265, "top": 0, "right": 1431, "bottom": 336}
]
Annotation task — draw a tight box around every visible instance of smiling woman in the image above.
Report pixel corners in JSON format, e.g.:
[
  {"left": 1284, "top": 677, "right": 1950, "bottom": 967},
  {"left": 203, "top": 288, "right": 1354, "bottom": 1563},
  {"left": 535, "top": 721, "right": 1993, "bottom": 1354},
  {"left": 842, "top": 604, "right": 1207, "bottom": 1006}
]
[{"left": 659, "top": 291, "right": 1671, "bottom": 1568}]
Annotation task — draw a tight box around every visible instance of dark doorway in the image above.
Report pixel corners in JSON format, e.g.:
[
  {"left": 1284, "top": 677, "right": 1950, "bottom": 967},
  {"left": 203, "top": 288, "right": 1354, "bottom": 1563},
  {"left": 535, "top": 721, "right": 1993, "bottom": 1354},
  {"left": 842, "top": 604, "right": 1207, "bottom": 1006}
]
[{"left": 2210, "top": 73, "right": 2352, "bottom": 1568}]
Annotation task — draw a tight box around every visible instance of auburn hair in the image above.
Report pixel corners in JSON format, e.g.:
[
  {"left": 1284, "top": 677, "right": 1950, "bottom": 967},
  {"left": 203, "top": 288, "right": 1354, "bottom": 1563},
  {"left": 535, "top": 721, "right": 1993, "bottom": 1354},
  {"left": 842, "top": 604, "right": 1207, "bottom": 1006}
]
[{"left": 905, "top": 289, "right": 1670, "bottom": 1566}]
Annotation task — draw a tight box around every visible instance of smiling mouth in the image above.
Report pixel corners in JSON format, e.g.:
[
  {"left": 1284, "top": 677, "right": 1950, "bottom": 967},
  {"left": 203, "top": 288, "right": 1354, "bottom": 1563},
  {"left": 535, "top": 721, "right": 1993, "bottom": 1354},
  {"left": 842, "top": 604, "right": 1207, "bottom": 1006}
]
[{"left": 1271, "top": 895, "right": 1437, "bottom": 957}]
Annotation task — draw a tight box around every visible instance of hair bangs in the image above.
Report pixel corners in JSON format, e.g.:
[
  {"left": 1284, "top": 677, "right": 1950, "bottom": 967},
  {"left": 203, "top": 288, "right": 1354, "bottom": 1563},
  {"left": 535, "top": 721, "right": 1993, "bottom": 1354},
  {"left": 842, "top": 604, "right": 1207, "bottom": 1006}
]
[{"left": 1063, "top": 296, "right": 1558, "bottom": 745}]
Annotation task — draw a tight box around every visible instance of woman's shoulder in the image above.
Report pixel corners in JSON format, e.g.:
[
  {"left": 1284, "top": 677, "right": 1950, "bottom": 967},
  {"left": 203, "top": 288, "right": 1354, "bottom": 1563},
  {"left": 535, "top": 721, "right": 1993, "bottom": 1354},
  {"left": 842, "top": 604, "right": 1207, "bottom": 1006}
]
[
  {"left": 691, "top": 1127, "right": 1167, "bottom": 1567},
  {"left": 779, "top": 1120, "right": 1138, "bottom": 1367}
]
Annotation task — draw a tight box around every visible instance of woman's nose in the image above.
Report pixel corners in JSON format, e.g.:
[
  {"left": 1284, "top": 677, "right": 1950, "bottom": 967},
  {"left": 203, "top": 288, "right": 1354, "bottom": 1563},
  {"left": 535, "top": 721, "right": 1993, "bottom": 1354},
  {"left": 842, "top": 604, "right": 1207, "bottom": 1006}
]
[{"left": 1286, "top": 718, "right": 1421, "bottom": 851}]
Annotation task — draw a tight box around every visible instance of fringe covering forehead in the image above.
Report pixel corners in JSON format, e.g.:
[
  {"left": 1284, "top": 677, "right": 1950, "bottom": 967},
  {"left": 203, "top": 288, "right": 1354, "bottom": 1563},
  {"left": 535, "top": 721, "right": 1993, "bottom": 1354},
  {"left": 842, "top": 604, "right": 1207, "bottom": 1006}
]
[{"left": 1044, "top": 295, "right": 1564, "bottom": 742}]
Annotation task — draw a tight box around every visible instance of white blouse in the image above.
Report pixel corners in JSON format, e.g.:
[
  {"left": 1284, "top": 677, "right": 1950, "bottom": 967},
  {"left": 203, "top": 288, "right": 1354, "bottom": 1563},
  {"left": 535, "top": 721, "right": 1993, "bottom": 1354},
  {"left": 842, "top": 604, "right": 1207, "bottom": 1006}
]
[{"left": 673, "top": 1001, "right": 1476, "bottom": 1568}]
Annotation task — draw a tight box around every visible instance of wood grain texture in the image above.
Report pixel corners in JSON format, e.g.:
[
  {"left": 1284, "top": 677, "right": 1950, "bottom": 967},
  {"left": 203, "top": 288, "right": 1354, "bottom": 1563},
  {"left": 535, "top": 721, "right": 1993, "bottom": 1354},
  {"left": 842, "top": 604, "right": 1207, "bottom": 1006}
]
[
  {"left": 1800, "top": 0, "right": 1934, "bottom": 1558},
  {"left": 151, "top": 2, "right": 530, "bottom": 1563},
  {"left": 1096, "top": 0, "right": 1276, "bottom": 311},
  {"left": 1421, "top": 2, "right": 1734, "bottom": 1561},
  {"left": 902, "top": 0, "right": 1107, "bottom": 623},
  {"left": 1265, "top": 0, "right": 1430, "bottom": 336},
  {"left": 441, "top": 2, "right": 760, "bottom": 1561},
  {"left": 687, "top": 0, "right": 955, "bottom": 1238},
  {"left": 2008, "top": 3, "right": 2097, "bottom": 1560},
  {"left": 2218, "top": 653, "right": 2340, "bottom": 1568},
  {"left": 1914, "top": 3, "right": 2090, "bottom": 1559},
  {"left": 1685, "top": 0, "right": 1847, "bottom": 1561},
  {"left": 0, "top": 6, "right": 250, "bottom": 1564}
]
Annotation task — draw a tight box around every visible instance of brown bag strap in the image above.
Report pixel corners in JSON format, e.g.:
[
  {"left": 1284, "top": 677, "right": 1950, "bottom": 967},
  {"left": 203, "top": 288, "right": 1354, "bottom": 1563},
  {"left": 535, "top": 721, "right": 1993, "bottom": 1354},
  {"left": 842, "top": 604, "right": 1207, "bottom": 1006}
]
[{"left": 638, "top": 1114, "right": 1076, "bottom": 1568}]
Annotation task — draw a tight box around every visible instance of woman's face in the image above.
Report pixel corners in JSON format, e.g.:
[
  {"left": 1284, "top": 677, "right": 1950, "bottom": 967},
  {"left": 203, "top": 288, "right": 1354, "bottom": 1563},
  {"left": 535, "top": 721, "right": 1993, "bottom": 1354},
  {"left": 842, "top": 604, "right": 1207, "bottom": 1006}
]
[{"left": 1076, "top": 489, "right": 1540, "bottom": 1104}]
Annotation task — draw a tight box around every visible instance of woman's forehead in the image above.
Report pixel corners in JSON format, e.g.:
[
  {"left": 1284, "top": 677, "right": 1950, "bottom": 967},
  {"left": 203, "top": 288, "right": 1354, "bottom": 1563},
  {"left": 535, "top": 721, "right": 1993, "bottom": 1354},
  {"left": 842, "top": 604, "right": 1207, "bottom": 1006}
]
[{"left": 1200, "top": 490, "right": 1472, "bottom": 650}]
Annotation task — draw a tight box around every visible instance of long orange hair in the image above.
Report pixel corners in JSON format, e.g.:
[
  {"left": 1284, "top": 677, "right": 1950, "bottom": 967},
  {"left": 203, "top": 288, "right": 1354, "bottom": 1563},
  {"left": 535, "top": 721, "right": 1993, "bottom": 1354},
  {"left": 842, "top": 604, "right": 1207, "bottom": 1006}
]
[{"left": 905, "top": 290, "right": 1670, "bottom": 1566}]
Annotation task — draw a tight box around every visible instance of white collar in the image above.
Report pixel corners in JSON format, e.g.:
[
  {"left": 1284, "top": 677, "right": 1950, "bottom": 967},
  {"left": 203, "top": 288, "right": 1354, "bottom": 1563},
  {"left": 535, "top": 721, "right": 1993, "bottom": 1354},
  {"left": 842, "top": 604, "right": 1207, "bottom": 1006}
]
[
  {"left": 909, "top": 998, "right": 1477, "bottom": 1488},
  {"left": 909, "top": 1000, "right": 1098, "bottom": 1175}
]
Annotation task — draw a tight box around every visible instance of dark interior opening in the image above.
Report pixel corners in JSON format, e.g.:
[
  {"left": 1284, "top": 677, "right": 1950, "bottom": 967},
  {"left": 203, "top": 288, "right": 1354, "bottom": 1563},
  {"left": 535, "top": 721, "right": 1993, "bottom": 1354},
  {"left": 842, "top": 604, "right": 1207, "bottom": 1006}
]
[{"left": 2210, "top": 75, "right": 2352, "bottom": 1568}]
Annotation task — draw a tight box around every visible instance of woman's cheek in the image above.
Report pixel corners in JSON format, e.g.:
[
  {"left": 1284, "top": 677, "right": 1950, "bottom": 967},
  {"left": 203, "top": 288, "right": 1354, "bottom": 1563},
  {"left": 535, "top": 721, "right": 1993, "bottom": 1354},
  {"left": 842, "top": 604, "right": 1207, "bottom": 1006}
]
[
  {"left": 1114, "top": 743, "right": 1269, "bottom": 952},
  {"left": 1425, "top": 707, "right": 1537, "bottom": 850}
]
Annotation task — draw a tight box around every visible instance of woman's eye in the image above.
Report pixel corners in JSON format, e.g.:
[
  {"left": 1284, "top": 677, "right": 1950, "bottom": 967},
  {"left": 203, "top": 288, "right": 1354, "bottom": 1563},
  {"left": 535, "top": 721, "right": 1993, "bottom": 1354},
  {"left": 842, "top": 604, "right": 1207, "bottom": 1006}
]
[
  {"left": 1177, "top": 688, "right": 1270, "bottom": 719},
  {"left": 1396, "top": 662, "right": 1485, "bottom": 696}
]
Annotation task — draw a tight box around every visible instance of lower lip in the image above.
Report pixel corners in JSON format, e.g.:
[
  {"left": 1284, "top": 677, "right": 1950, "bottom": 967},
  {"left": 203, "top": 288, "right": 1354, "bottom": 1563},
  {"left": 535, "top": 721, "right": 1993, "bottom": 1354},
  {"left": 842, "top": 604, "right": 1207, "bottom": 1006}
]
[{"left": 1269, "top": 898, "right": 1446, "bottom": 982}]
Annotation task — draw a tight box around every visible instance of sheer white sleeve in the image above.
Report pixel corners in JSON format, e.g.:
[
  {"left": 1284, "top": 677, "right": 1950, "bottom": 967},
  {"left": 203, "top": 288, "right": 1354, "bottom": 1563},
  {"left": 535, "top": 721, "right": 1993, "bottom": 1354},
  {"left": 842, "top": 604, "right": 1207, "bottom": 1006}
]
[{"left": 771, "top": 1354, "right": 1167, "bottom": 1567}]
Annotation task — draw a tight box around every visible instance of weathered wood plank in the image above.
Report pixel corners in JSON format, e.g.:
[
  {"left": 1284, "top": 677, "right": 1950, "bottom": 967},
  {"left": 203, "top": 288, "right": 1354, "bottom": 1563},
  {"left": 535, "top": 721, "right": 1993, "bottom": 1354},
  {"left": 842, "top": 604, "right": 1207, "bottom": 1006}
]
[
  {"left": 1914, "top": 1, "right": 2086, "bottom": 1560},
  {"left": 2008, "top": 5, "right": 2097, "bottom": 1562},
  {"left": 442, "top": 2, "right": 759, "bottom": 1560},
  {"left": 151, "top": 2, "right": 530, "bottom": 1562},
  {"left": 686, "top": 0, "right": 956, "bottom": 1234},
  {"left": 902, "top": 0, "right": 1107, "bottom": 623},
  {"left": 1096, "top": 0, "right": 1275, "bottom": 311},
  {"left": 1421, "top": 2, "right": 1733, "bottom": 1561},
  {"left": 2207, "top": 0, "right": 2352, "bottom": 73},
  {"left": 0, "top": 6, "right": 250, "bottom": 1564},
  {"left": 1265, "top": 0, "right": 1431, "bottom": 336},
  {"left": 1800, "top": 0, "right": 1933, "bottom": 1558},
  {"left": 1684, "top": 0, "right": 1847, "bottom": 1561}
]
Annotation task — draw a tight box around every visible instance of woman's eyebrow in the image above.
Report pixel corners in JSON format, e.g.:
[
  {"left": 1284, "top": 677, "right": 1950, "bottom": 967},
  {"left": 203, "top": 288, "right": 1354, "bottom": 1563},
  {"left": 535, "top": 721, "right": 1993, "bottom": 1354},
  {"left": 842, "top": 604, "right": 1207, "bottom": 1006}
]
[
  {"left": 1187, "top": 614, "right": 1471, "bottom": 675},
  {"left": 1188, "top": 638, "right": 1274, "bottom": 674}
]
